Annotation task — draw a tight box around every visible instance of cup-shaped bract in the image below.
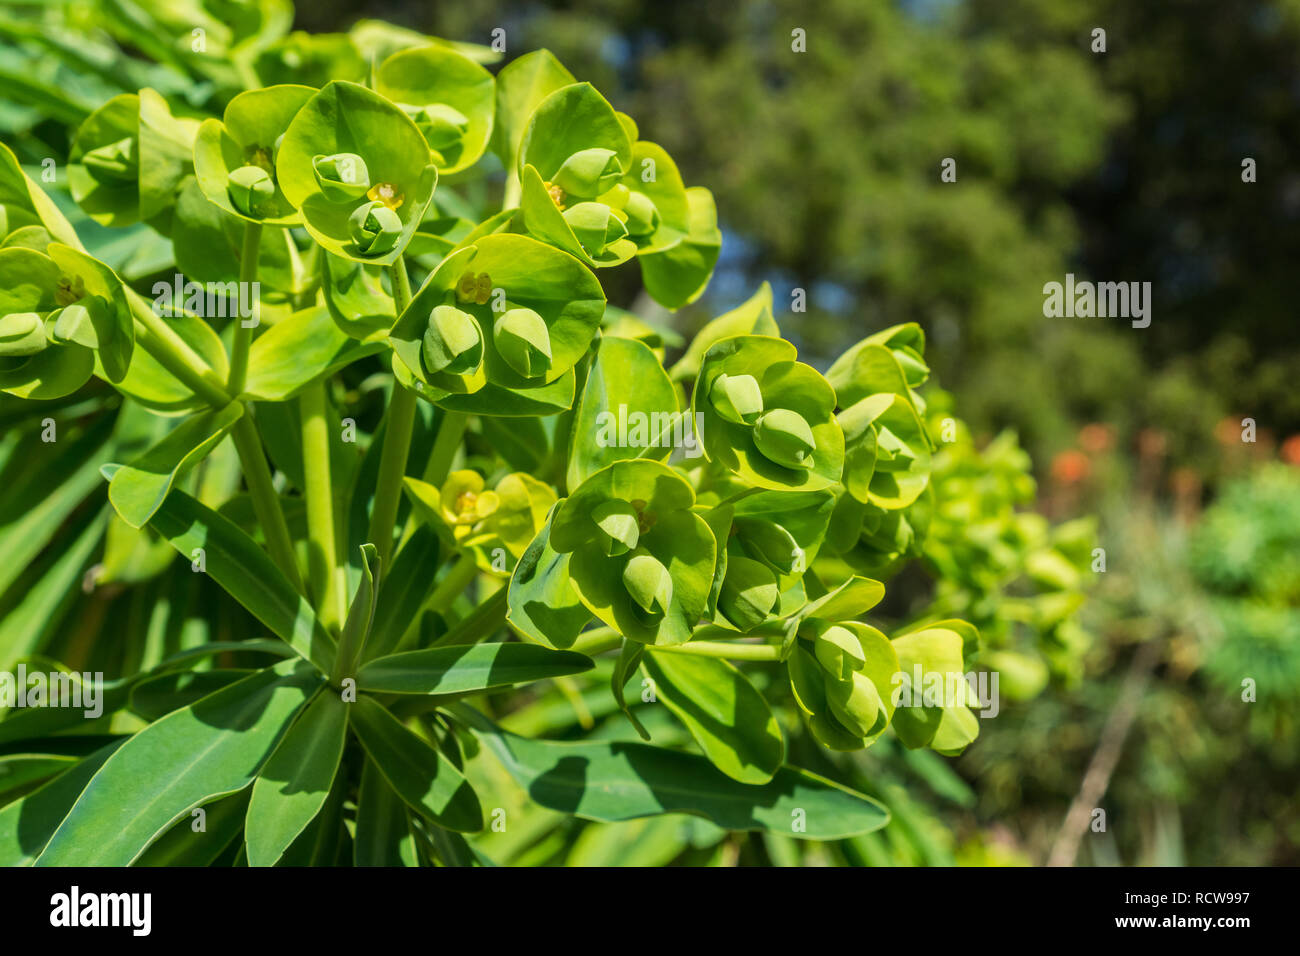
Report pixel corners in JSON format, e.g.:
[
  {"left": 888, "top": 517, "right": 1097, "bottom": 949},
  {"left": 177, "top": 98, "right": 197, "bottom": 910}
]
[
  {"left": 67, "top": 94, "right": 141, "bottom": 228},
  {"left": 276, "top": 81, "right": 437, "bottom": 264},
  {"left": 787, "top": 620, "right": 899, "bottom": 751},
  {"left": 517, "top": 83, "right": 639, "bottom": 268},
  {"left": 0, "top": 242, "right": 132, "bottom": 399},
  {"left": 195, "top": 85, "right": 318, "bottom": 226},
  {"left": 376, "top": 45, "right": 495, "bottom": 174},
  {"left": 549, "top": 460, "right": 716, "bottom": 645},
  {"left": 388, "top": 234, "right": 604, "bottom": 415},
  {"left": 692, "top": 335, "right": 844, "bottom": 491},
  {"left": 0, "top": 144, "right": 85, "bottom": 251}
]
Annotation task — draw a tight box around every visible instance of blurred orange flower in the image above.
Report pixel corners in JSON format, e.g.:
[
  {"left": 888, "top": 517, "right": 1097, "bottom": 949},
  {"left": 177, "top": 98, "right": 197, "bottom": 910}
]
[
  {"left": 1282, "top": 434, "right": 1300, "bottom": 465},
  {"left": 1051, "top": 449, "right": 1091, "bottom": 484},
  {"left": 1078, "top": 423, "right": 1114, "bottom": 454}
]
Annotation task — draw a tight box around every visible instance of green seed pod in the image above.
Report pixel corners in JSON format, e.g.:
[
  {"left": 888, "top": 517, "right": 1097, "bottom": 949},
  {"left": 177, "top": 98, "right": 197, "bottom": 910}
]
[
  {"left": 709, "top": 372, "right": 764, "bottom": 425},
  {"left": 752, "top": 408, "right": 816, "bottom": 470},
  {"left": 551, "top": 147, "right": 622, "bottom": 200},
  {"left": 81, "top": 136, "right": 137, "bottom": 181},
  {"left": 493, "top": 307, "right": 552, "bottom": 378},
  {"left": 718, "top": 554, "right": 779, "bottom": 631},
  {"left": 347, "top": 200, "right": 403, "bottom": 256},
  {"left": 312, "top": 152, "right": 370, "bottom": 203},
  {"left": 622, "top": 190, "right": 660, "bottom": 237},
  {"left": 813, "top": 624, "right": 867, "bottom": 680},
  {"left": 403, "top": 103, "right": 470, "bottom": 152},
  {"left": 422, "top": 304, "right": 482, "bottom": 376},
  {"left": 50, "top": 298, "right": 105, "bottom": 350},
  {"left": 0, "top": 312, "right": 49, "bottom": 357},
  {"left": 623, "top": 548, "right": 673, "bottom": 617},
  {"left": 227, "top": 164, "right": 276, "bottom": 217},
  {"left": 733, "top": 516, "right": 805, "bottom": 575},
  {"left": 562, "top": 201, "right": 628, "bottom": 257},
  {"left": 825, "top": 670, "right": 883, "bottom": 738},
  {"left": 591, "top": 499, "right": 640, "bottom": 556}
]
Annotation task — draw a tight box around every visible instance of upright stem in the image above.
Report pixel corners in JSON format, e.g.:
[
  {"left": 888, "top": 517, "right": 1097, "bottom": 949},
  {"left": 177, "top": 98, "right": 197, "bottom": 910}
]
[
  {"left": 128, "top": 295, "right": 230, "bottom": 407},
  {"left": 301, "top": 381, "right": 345, "bottom": 630},
  {"left": 231, "top": 412, "right": 304, "bottom": 594},
  {"left": 227, "top": 220, "right": 262, "bottom": 396},
  {"left": 367, "top": 255, "right": 417, "bottom": 567}
]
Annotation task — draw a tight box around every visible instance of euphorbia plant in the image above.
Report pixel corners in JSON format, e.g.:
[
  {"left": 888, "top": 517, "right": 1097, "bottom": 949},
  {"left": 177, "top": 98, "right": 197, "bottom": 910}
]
[{"left": 0, "top": 6, "right": 1068, "bottom": 867}]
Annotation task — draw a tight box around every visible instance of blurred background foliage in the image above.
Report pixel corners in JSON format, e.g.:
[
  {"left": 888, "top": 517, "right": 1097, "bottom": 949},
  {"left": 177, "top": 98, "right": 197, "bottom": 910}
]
[{"left": 2, "top": 0, "right": 1297, "bottom": 865}]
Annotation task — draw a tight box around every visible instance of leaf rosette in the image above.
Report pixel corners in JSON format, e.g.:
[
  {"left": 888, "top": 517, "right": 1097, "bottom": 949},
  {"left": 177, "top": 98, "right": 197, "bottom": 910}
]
[
  {"left": 276, "top": 81, "right": 438, "bottom": 265},
  {"left": 692, "top": 334, "right": 844, "bottom": 491},
  {"left": 547, "top": 460, "right": 716, "bottom": 645}
]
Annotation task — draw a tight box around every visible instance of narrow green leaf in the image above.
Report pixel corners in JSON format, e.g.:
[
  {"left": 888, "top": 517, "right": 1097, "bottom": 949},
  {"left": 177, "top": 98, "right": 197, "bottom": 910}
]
[
  {"left": 246, "top": 690, "right": 348, "bottom": 867},
  {"left": 147, "top": 488, "right": 336, "bottom": 673},
  {"left": 642, "top": 652, "right": 785, "bottom": 784},
  {"left": 354, "top": 758, "right": 418, "bottom": 866},
  {"left": 460, "top": 707, "right": 888, "bottom": 840},
  {"left": 36, "top": 660, "right": 321, "bottom": 866},
  {"left": 349, "top": 695, "right": 482, "bottom": 833},
  {"left": 357, "top": 642, "right": 594, "bottom": 695}
]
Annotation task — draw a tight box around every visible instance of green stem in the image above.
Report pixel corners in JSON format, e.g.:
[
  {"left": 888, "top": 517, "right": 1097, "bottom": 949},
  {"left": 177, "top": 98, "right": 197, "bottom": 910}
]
[
  {"left": 230, "top": 412, "right": 304, "bottom": 594},
  {"left": 562, "top": 627, "right": 780, "bottom": 662},
  {"left": 128, "top": 294, "right": 230, "bottom": 407},
  {"left": 227, "top": 220, "right": 262, "bottom": 396},
  {"left": 301, "top": 381, "right": 345, "bottom": 630},
  {"left": 648, "top": 640, "right": 781, "bottom": 662},
  {"left": 428, "top": 553, "right": 479, "bottom": 614},
  {"left": 432, "top": 583, "right": 507, "bottom": 648},
  {"left": 396, "top": 409, "right": 468, "bottom": 552},
  {"left": 367, "top": 255, "right": 417, "bottom": 567}
]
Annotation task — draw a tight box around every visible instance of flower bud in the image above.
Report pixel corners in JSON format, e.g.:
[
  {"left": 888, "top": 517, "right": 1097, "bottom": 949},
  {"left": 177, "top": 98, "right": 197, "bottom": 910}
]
[
  {"left": 718, "top": 555, "right": 779, "bottom": 631},
  {"left": 312, "top": 152, "right": 370, "bottom": 203},
  {"left": 422, "top": 304, "right": 482, "bottom": 376},
  {"left": 228, "top": 164, "right": 276, "bottom": 217},
  {"left": 0, "top": 312, "right": 49, "bottom": 357},
  {"left": 813, "top": 624, "right": 866, "bottom": 680},
  {"left": 622, "top": 190, "right": 660, "bottom": 237},
  {"left": 752, "top": 408, "right": 816, "bottom": 470},
  {"left": 552, "top": 147, "right": 622, "bottom": 200},
  {"left": 403, "top": 103, "right": 469, "bottom": 152},
  {"left": 348, "top": 200, "right": 403, "bottom": 256},
  {"left": 82, "top": 136, "right": 137, "bottom": 181},
  {"left": 50, "top": 298, "right": 105, "bottom": 350},
  {"left": 623, "top": 548, "right": 673, "bottom": 617},
  {"left": 733, "top": 516, "right": 805, "bottom": 575},
  {"left": 591, "top": 499, "right": 639, "bottom": 556},
  {"left": 825, "top": 670, "right": 882, "bottom": 738},
  {"left": 709, "top": 373, "right": 764, "bottom": 425},
  {"left": 493, "top": 307, "right": 552, "bottom": 378},
  {"left": 562, "top": 201, "right": 628, "bottom": 257}
]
